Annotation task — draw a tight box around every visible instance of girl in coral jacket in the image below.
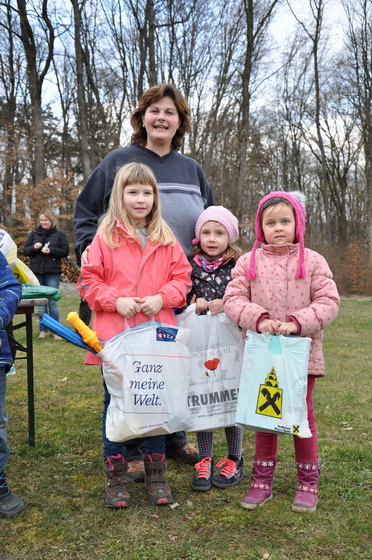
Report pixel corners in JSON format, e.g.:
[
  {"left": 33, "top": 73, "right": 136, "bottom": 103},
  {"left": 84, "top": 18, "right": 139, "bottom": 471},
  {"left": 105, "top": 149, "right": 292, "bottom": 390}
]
[
  {"left": 78, "top": 162, "right": 191, "bottom": 508},
  {"left": 223, "top": 191, "right": 339, "bottom": 513}
]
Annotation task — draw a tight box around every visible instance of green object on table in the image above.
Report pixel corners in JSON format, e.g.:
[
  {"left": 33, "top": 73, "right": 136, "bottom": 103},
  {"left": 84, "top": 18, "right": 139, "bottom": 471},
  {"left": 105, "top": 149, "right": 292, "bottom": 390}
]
[{"left": 21, "top": 284, "right": 61, "bottom": 301}]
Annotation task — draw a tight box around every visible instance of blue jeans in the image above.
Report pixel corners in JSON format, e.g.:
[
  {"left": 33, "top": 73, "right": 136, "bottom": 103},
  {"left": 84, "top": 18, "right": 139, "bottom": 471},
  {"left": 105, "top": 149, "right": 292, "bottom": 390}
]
[
  {"left": 35, "top": 273, "right": 61, "bottom": 332},
  {"left": 102, "top": 381, "right": 165, "bottom": 459},
  {"left": 0, "top": 368, "right": 10, "bottom": 472}
]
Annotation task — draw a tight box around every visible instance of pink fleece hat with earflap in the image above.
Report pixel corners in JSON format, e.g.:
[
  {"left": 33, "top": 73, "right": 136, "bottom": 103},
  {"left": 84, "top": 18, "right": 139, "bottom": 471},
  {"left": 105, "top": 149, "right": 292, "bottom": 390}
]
[
  {"left": 193, "top": 206, "right": 239, "bottom": 245},
  {"left": 247, "top": 191, "right": 307, "bottom": 280}
]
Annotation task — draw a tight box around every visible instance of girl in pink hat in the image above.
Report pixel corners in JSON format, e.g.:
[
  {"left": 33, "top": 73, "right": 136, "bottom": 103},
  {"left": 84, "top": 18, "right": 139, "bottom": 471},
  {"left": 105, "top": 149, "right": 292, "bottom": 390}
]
[
  {"left": 187, "top": 206, "right": 244, "bottom": 492},
  {"left": 223, "top": 191, "right": 340, "bottom": 512}
]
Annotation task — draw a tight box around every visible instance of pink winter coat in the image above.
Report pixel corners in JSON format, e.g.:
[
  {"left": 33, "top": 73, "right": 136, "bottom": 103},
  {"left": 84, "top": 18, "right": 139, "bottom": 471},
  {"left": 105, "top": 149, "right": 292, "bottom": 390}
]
[
  {"left": 77, "top": 224, "right": 192, "bottom": 365},
  {"left": 223, "top": 243, "right": 340, "bottom": 376}
]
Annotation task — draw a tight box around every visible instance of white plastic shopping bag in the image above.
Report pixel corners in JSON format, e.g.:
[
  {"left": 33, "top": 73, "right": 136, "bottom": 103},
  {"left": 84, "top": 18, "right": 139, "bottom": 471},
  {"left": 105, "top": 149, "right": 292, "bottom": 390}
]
[
  {"left": 177, "top": 304, "right": 244, "bottom": 431},
  {"left": 99, "top": 321, "right": 192, "bottom": 442},
  {"left": 236, "top": 331, "right": 312, "bottom": 438}
]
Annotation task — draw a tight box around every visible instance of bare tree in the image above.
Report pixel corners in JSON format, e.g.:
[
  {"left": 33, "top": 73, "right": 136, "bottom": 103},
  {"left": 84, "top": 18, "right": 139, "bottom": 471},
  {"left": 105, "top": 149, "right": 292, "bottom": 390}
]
[
  {"left": 70, "top": 0, "right": 91, "bottom": 182},
  {"left": 0, "top": 0, "right": 22, "bottom": 224},
  {"left": 235, "top": 0, "right": 281, "bottom": 219},
  {"left": 16, "top": 0, "right": 54, "bottom": 194},
  {"left": 342, "top": 0, "right": 372, "bottom": 260},
  {"left": 287, "top": 0, "right": 333, "bottom": 241}
]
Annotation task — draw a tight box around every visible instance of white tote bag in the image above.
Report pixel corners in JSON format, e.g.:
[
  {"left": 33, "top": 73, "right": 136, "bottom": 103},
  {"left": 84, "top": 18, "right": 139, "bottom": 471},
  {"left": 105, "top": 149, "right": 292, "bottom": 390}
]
[
  {"left": 99, "top": 322, "right": 192, "bottom": 442},
  {"left": 177, "top": 305, "right": 244, "bottom": 431},
  {"left": 236, "top": 331, "right": 312, "bottom": 438}
]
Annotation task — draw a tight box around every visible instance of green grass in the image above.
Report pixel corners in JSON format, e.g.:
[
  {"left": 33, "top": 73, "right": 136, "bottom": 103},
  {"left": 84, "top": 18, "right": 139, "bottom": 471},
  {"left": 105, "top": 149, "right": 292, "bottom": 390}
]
[{"left": 1, "top": 292, "right": 371, "bottom": 559}]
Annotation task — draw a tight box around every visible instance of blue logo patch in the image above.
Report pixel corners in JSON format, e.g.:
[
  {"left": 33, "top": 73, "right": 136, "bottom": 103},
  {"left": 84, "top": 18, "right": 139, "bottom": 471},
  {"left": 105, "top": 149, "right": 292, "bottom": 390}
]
[{"left": 156, "top": 327, "right": 178, "bottom": 342}]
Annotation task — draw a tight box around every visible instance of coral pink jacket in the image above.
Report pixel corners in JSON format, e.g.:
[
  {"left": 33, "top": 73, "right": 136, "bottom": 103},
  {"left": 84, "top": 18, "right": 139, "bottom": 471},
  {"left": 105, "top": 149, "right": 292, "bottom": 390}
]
[
  {"left": 223, "top": 244, "right": 340, "bottom": 376},
  {"left": 78, "top": 224, "right": 192, "bottom": 365}
]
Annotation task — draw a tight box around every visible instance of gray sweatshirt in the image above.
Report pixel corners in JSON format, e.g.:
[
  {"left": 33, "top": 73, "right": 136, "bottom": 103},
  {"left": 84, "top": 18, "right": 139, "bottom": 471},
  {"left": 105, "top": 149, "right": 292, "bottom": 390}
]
[{"left": 73, "top": 144, "right": 214, "bottom": 257}]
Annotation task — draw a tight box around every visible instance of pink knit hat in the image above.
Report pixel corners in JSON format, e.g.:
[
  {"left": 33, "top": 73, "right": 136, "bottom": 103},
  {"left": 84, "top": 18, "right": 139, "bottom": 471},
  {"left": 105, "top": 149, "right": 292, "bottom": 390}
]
[
  {"left": 247, "top": 191, "right": 307, "bottom": 280},
  {"left": 193, "top": 206, "right": 239, "bottom": 245}
]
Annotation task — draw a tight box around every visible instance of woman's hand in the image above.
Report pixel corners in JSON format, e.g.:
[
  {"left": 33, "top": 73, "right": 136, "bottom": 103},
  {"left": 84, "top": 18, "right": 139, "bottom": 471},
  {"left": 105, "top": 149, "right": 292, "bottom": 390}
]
[
  {"left": 41, "top": 247, "right": 50, "bottom": 254},
  {"left": 115, "top": 297, "right": 142, "bottom": 318},
  {"left": 140, "top": 294, "right": 163, "bottom": 317},
  {"left": 34, "top": 242, "right": 42, "bottom": 250}
]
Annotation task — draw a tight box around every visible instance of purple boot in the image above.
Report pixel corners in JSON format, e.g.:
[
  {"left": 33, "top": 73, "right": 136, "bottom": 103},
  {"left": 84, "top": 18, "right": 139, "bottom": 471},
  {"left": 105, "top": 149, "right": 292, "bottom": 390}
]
[
  {"left": 292, "top": 460, "right": 319, "bottom": 512},
  {"left": 241, "top": 458, "right": 276, "bottom": 509}
]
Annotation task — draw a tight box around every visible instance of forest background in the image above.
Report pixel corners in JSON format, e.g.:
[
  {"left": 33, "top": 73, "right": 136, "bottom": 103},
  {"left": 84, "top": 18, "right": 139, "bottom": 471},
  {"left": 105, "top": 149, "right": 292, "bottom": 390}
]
[{"left": 0, "top": 0, "right": 371, "bottom": 295}]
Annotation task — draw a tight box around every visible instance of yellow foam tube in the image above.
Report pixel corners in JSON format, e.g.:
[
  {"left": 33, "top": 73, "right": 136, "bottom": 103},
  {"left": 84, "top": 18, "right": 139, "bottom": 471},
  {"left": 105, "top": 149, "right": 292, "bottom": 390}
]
[{"left": 66, "top": 311, "right": 104, "bottom": 352}]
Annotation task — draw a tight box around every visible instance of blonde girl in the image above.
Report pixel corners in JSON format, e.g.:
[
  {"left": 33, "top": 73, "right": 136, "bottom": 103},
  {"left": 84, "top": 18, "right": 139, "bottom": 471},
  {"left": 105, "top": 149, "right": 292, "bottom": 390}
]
[{"left": 78, "top": 162, "right": 191, "bottom": 509}]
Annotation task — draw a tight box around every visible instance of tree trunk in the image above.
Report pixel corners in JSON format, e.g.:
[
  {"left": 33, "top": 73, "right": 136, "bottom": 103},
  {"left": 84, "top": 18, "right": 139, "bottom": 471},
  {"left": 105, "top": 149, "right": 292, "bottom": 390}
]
[
  {"left": 17, "top": 0, "right": 53, "bottom": 191},
  {"left": 235, "top": 0, "right": 280, "bottom": 219},
  {"left": 311, "top": 0, "right": 331, "bottom": 242},
  {"left": 71, "top": 0, "right": 91, "bottom": 183}
]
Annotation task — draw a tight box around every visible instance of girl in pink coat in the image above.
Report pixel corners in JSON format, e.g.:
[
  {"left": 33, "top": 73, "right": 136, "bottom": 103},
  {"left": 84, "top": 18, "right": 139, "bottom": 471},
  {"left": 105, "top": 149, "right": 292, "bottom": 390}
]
[
  {"left": 223, "top": 191, "right": 339, "bottom": 513},
  {"left": 78, "top": 162, "right": 191, "bottom": 508}
]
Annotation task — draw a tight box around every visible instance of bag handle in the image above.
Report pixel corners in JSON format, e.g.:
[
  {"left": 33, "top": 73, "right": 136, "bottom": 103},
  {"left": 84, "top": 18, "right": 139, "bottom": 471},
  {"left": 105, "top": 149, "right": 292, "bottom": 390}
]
[{"left": 268, "top": 335, "right": 282, "bottom": 355}]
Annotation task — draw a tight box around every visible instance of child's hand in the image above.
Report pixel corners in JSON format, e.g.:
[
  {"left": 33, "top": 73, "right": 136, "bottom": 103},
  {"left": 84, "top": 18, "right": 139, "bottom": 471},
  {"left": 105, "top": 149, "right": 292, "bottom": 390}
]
[
  {"left": 115, "top": 297, "right": 142, "bottom": 318},
  {"left": 139, "top": 294, "right": 163, "bottom": 317},
  {"left": 275, "top": 321, "right": 298, "bottom": 335},
  {"left": 259, "top": 318, "right": 298, "bottom": 335},
  {"left": 258, "top": 318, "right": 282, "bottom": 334},
  {"left": 81, "top": 245, "right": 90, "bottom": 265},
  {"left": 194, "top": 297, "right": 209, "bottom": 314},
  {"left": 208, "top": 299, "right": 224, "bottom": 315}
]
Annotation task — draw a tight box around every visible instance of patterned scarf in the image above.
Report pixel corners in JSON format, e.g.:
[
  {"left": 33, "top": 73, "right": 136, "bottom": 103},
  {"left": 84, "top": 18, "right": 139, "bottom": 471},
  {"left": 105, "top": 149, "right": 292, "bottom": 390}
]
[{"left": 194, "top": 254, "right": 230, "bottom": 272}]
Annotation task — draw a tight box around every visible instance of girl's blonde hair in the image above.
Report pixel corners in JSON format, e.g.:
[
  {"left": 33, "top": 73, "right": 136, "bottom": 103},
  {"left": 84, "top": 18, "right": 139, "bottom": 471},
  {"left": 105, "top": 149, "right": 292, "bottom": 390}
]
[
  {"left": 100, "top": 162, "right": 176, "bottom": 248},
  {"left": 39, "top": 209, "right": 58, "bottom": 228}
]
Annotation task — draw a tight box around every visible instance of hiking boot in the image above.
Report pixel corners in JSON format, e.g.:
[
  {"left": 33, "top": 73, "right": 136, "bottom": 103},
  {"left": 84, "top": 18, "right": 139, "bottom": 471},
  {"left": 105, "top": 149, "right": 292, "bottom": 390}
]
[
  {"left": 241, "top": 458, "right": 276, "bottom": 509},
  {"left": 0, "top": 472, "right": 25, "bottom": 519},
  {"left": 167, "top": 443, "right": 200, "bottom": 465},
  {"left": 292, "top": 460, "right": 319, "bottom": 513},
  {"left": 212, "top": 457, "right": 244, "bottom": 489},
  {"left": 144, "top": 453, "right": 172, "bottom": 505},
  {"left": 126, "top": 459, "right": 145, "bottom": 483},
  {"left": 191, "top": 457, "right": 214, "bottom": 492},
  {"left": 104, "top": 454, "right": 130, "bottom": 508}
]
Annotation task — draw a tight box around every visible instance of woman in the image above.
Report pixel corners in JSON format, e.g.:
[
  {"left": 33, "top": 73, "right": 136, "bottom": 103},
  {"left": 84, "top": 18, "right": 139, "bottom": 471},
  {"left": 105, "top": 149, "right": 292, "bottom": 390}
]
[
  {"left": 74, "top": 83, "right": 214, "bottom": 262},
  {"left": 73, "top": 83, "right": 215, "bottom": 472},
  {"left": 23, "top": 209, "right": 69, "bottom": 339}
]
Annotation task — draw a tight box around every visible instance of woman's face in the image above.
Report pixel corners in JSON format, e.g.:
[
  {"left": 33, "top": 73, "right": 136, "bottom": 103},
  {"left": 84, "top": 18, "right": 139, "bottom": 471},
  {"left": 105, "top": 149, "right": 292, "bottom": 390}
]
[
  {"left": 39, "top": 214, "right": 53, "bottom": 229},
  {"left": 142, "top": 96, "right": 180, "bottom": 151}
]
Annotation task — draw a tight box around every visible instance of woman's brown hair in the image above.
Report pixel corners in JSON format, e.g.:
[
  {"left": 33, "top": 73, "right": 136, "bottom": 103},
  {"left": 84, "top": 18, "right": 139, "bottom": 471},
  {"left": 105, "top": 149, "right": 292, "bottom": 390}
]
[{"left": 130, "top": 83, "right": 190, "bottom": 151}]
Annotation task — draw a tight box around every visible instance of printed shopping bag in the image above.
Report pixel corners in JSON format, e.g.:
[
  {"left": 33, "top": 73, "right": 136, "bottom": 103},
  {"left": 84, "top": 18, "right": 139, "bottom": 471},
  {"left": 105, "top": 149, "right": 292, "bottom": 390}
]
[
  {"left": 99, "top": 321, "right": 192, "bottom": 442},
  {"left": 177, "top": 304, "right": 244, "bottom": 431},
  {"left": 236, "top": 331, "right": 312, "bottom": 438}
]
